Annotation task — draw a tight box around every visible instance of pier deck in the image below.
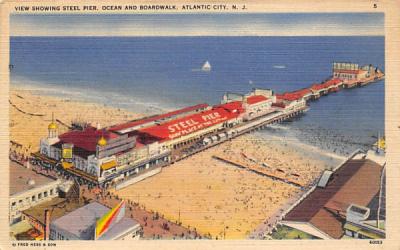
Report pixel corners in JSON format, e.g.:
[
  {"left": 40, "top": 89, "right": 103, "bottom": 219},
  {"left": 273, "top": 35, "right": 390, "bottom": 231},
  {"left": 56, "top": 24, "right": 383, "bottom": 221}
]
[{"left": 212, "top": 155, "right": 306, "bottom": 187}]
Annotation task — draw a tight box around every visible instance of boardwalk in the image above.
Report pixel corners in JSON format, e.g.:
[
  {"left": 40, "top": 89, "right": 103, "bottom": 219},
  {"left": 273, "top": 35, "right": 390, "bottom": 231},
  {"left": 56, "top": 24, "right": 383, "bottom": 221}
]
[{"left": 248, "top": 190, "right": 305, "bottom": 239}]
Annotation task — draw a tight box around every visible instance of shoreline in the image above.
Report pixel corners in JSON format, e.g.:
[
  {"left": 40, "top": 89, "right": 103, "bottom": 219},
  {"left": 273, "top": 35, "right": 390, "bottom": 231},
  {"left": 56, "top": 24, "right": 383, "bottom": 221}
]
[
  {"left": 11, "top": 79, "right": 171, "bottom": 115},
  {"left": 259, "top": 133, "right": 347, "bottom": 161}
]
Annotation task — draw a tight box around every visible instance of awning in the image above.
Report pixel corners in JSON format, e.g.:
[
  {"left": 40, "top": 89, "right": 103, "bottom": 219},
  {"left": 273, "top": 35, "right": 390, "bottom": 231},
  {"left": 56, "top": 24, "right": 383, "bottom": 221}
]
[
  {"left": 62, "top": 161, "right": 73, "bottom": 169},
  {"left": 101, "top": 160, "right": 117, "bottom": 171}
]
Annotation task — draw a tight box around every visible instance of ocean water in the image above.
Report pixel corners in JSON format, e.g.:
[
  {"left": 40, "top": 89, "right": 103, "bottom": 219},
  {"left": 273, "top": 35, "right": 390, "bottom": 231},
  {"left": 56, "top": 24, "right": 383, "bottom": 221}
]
[{"left": 10, "top": 36, "right": 384, "bottom": 155}]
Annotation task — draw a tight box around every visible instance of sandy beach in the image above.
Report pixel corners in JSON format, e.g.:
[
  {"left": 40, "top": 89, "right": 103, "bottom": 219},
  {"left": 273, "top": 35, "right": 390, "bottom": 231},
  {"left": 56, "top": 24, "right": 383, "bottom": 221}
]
[
  {"left": 114, "top": 134, "right": 341, "bottom": 239},
  {"left": 9, "top": 88, "right": 142, "bottom": 153},
  {"left": 10, "top": 86, "right": 342, "bottom": 239}
]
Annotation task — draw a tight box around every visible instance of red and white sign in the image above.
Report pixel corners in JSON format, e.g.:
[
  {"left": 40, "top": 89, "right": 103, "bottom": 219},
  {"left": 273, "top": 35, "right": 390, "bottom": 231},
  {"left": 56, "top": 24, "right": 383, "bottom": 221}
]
[{"left": 140, "top": 108, "right": 238, "bottom": 140}]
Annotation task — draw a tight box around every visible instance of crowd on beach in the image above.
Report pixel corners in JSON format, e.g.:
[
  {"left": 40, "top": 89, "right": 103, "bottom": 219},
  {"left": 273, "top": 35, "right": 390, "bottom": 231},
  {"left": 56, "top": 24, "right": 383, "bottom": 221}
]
[
  {"left": 219, "top": 135, "right": 329, "bottom": 187},
  {"left": 266, "top": 123, "right": 373, "bottom": 157},
  {"left": 113, "top": 133, "right": 334, "bottom": 239}
]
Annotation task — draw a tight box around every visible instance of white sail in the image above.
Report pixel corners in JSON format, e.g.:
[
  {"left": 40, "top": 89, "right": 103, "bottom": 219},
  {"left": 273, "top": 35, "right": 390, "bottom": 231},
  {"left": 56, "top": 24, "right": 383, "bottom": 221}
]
[{"left": 201, "top": 61, "right": 211, "bottom": 72}]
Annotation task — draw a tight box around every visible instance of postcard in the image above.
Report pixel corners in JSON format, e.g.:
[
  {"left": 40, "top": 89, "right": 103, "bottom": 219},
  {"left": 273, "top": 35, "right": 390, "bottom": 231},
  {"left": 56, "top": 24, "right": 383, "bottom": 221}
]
[{"left": 0, "top": 0, "right": 399, "bottom": 249}]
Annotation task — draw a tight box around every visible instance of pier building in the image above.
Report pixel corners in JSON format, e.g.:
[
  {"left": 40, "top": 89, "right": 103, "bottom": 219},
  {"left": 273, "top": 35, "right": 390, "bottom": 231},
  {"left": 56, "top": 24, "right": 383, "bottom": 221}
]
[{"left": 332, "top": 62, "right": 383, "bottom": 82}]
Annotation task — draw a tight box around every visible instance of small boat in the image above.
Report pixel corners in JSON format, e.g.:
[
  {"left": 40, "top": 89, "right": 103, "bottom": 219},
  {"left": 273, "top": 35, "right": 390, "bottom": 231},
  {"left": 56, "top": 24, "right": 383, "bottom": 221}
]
[{"left": 201, "top": 61, "right": 211, "bottom": 72}]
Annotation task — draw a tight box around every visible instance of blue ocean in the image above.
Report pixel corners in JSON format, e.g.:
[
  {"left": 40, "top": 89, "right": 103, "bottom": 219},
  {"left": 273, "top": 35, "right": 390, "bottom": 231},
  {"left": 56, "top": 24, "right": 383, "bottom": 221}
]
[{"left": 10, "top": 36, "right": 384, "bottom": 154}]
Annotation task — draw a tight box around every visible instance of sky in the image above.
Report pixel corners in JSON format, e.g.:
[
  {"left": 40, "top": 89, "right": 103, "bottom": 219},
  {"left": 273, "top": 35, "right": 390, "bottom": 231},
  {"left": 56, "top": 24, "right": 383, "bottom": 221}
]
[{"left": 10, "top": 13, "right": 384, "bottom": 36}]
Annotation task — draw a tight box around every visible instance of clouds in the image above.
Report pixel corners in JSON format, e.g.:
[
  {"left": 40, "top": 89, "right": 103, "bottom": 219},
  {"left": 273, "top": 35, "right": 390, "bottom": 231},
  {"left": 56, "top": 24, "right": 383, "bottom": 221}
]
[{"left": 11, "top": 13, "right": 384, "bottom": 37}]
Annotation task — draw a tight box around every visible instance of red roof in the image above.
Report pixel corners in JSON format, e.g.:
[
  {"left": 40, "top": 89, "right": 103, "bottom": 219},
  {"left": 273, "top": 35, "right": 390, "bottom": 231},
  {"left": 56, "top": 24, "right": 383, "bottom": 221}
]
[
  {"left": 59, "top": 126, "right": 120, "bottom": 152},
  {"left": 290, "top": 88, "right": 312, "bottom": 98},
  {"left": 276, "top": 93, "right": 301, "bottom": 101},
  {"left": 276, "top": 78, "right": 342, "bottom": 101},
  {"left": 109, "top": 103, "right": 209, "bottom": 133},
  {"left": 272, "top": 102, "right": 286, "bottom": 108},
  {"left": 139, "top": 107, "right": 240, "bottom": 141},
  {"left": 310, "top": 83, "right": 326, "bottom": 91},
  {"left": 247, "top": 95, "right": 268, "bottom": 105},
  {"left": 310, "top": 79, "right": 343, "bottom": 92},
  {"left": 320, "top": 78, "right": 342, "bottom": 88},
  {"left": 214, "top": 101, "right": 244, "bottom": 113}
]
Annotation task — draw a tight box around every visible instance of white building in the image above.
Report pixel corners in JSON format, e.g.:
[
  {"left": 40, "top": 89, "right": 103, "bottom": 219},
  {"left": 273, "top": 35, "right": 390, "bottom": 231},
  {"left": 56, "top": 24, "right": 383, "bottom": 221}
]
[
  {"left": 36, "top": 117, "right": 170, "bottom": 187},
  {"left": 50, "top": 202, "right": 141, "bottom": 240},
  {"left": 332, "top": 62, "right": 369, "bottom": 81},
  {"left": 9, "top": 161, "right": 61, "bottom": 224}
]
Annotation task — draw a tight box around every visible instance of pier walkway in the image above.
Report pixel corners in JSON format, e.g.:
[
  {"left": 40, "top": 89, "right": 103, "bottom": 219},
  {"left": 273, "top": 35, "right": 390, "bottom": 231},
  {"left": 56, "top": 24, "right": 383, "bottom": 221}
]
[{"left": 212, "top": 155, "right": 306, "bottom": 187}]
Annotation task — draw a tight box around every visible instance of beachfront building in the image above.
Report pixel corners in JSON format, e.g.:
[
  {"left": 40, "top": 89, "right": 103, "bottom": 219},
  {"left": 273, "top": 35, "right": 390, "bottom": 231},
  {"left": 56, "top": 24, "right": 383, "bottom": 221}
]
[
  {"left": 49, "top": 201, "right": 141, "bottom": 240},
  {"left": 36, "top": 117, "right": 170, "bottom": 187},
  {"left": 343, "top": 152, "right": 386, "bottom": 239},
  {"left": 9, "top": 161, "right": 62, "bottom": 224},
  {"left": 280, "top": 153, "right": 385, "bottom": 239}
]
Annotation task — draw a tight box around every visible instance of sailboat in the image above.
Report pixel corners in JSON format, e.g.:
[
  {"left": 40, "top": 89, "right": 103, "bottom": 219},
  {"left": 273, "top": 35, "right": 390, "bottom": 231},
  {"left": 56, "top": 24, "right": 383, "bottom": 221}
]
[{"left": 201, "top": 61, "right": 211, "bottom": 72}]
